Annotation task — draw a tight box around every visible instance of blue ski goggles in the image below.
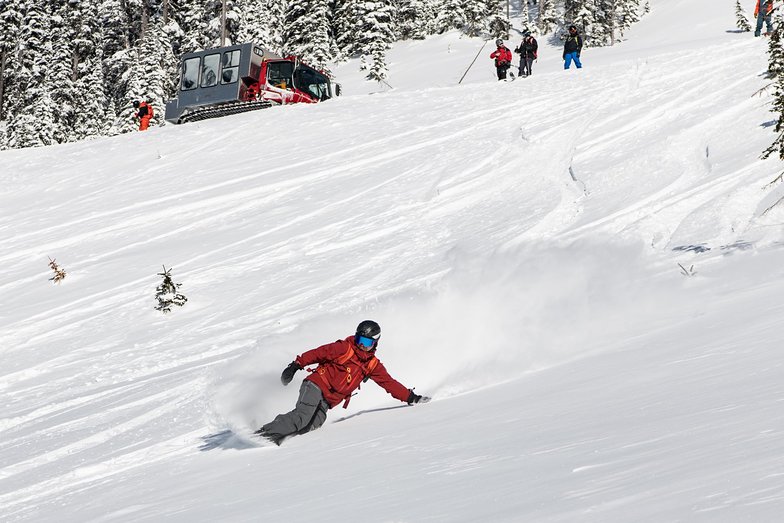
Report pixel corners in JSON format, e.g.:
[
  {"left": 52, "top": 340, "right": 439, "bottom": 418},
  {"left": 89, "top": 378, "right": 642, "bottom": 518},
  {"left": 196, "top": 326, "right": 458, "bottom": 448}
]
[{"left": 356, "top": 335, "right": 378, "bottom": 349}]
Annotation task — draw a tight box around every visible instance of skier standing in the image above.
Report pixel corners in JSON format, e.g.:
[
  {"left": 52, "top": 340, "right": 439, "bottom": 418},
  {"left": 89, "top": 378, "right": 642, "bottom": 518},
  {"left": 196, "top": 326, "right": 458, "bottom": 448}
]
[
  {"left": 490, "top": 39, "right": 513, "bottom": 80},
  {"left": 755, "top": 0, "right": 774, "bottom": 37},
  {"left": 515, "top": 31, "right": 539, "bottom": 77},
  {"left": 255, "top": 320, "right": 431, "bottom": 445},
  {"left": 563, "top": 25, "right": 583, "bottom": 70},
  {"left": 133, "top": 100, "right": 154, "bottom": 131}
]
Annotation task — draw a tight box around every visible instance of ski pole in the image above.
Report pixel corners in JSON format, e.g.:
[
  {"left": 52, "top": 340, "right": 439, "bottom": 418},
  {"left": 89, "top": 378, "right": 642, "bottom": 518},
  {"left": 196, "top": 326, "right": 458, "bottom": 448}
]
[{"left": 459, "top": 39, "right": 491, "bottom": 84}]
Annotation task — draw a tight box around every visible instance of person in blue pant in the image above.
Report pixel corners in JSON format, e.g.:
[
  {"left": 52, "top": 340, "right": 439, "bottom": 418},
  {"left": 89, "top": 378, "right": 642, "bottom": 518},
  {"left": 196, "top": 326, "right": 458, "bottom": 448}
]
[
  {"left": 563, "top": 25, "right": 583, "bottom": 70},
  {"left": 755, "top": 0, "right": 774, "bottom": 37}
]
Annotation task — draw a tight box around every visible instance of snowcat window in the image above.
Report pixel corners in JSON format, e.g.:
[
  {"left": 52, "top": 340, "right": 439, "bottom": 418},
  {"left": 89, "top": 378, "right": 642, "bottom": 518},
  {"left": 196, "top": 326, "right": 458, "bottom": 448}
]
[
  {"left": 201, "top": 53, "right": 220, "bottom": 88},
  {"left": 294, "top": 67, "right": 330, "bottom": 101},
  {"left": 221, "top": 50, "right": 241, "bottom": 84},
  {"left": 181, "top": 57, "right": 200, "bottom": 90},
  {"left": 267, "top": 61, "right": 294, "bottom": 88}
]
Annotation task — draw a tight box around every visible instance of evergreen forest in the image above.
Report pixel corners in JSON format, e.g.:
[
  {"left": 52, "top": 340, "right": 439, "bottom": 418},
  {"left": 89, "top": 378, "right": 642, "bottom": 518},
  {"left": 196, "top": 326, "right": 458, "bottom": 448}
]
[{"left": 0, "top": 0, "right": 645, "bottom": 149}]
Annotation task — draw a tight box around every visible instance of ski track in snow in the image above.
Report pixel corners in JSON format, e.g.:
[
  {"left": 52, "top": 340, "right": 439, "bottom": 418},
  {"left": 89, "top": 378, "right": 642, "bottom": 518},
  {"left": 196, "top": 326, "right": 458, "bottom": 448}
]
[{"left": 2, "top": 0, "right": 784, "bottom": 519}]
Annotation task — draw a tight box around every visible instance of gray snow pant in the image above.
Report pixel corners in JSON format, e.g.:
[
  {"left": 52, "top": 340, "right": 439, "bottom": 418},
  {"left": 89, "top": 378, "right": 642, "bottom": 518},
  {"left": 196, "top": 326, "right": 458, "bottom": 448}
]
[
  {"left": 519, "top": 57, "right": 534, "bottom": 76},
  {"left": 261, "top": 380, "right": 329, "bottom": 439}
]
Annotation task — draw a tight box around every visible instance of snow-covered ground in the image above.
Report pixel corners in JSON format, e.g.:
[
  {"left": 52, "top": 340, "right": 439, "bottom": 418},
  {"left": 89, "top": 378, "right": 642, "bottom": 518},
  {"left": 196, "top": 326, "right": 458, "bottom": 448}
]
[{"left": 2, "top": 0, "right": 784, "bottom": 520}]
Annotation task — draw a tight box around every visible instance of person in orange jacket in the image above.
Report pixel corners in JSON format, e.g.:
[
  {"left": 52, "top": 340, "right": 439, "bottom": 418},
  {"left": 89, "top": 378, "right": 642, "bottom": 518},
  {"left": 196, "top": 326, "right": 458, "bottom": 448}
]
[
  {"left": 255, "top": 320, "right": 430, "bottom": 445},
  {"left": 133, "top": 100, "right": 154, "bottom": 131},
  {"left": 755, "top": 0, "right": 774, "bottom": 36},
  {"left": 490, "top": 39, "right": 513, "bottom": 81}
]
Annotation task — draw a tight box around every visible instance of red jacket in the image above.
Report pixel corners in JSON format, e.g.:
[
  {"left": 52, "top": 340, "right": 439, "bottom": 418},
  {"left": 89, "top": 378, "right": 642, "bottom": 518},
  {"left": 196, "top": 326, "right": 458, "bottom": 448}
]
[
  {"left": 296, "top": 336, "right": 411, "bottom": 409},
  {"left": 490, "top": 46, "right": 513, "bottom": 66},
  {"left": 756, "top": 0, "right": 774, "bottom": 16},
  {"left": 136, "top": 101, "right": 153, "bottom": 119}
]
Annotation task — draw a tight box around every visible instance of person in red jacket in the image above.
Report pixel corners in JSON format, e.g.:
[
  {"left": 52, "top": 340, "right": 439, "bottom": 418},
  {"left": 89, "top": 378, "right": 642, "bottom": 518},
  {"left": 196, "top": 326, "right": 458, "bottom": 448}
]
[
  {"left": 755, "top": 0, "right": 774, "bottom": 36},
  {"left": 255, "top": 320, "right": 430, "bottom": 445},
  {"left": 133, "top": 100, "right": 154, "bottom": 131},
  {"left": 490, "top": 39, "right": 513, "bottom": 81}
]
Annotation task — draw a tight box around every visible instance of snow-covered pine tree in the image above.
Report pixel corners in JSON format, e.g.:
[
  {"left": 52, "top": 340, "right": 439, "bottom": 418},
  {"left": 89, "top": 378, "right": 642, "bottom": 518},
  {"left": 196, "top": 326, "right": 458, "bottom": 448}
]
[
  {"left": 100, "top": 0, "right": 131, "bottom": 57},
  {"left": 572, "top": 0, "right": 597, "bottom": 45},
  {"left": 616, "top": 0, "right": 641, "bottom": 38},
  {"left": 73, "top": 0, "right": 109, "bottom": 139},
  {"left": 237, "top": 0, "right": 283, "bottom": 52},
  {"left": 102, "top": 0, "right": 138, "bottom": 131},
  {"left": 203, "top": 0, "right": 241, "bottom": 47},
  {"left": 155, "top": 265, "right": 188, "bottom": 313},
  {"left": 49, "top": 0, "right": 78, "bottom": 144},
  {"left": 124, "top": 18, "right": 176, "bottom": 131},
  {"left": 763, "top": 10, "right": 784, "bottom": 161},
  {"left": 462, "top": 0, "right": 489, "bottom": 37},
  {"left": 283, "top": 0, "right": 332, "bottom": 70},
  {"left": 175, "top": 0, "right": 212, "bottom": 52},
  {"left": 519, "top": 0, "right": 532, "bottom": 33},
  {"left": 564, "top": 0, "right": 579, "bottom": 24},
  {"left": 5, "top": 0, "right": 55, "bottom": 148},
  {"left": 486, "top": 0, "right": 511, "bottom": 38},
  {"left": 538, "top": 0, "right": 558, "bottom": 34},
  {"left": 435, "top": 0, "right": 467, "bottom": 34},
  {"left": 593, "top": 0, "right": 616, "bottom": 46},
  {"left": 735, "top": 0, "right": 752, "bottom": 32},
  {"left": 395, "top": 0, "right": 436, "bottom": 40},
  {"left": 0, "top": 0, "right": 22, "bottom": 122},
  {"left": 337, "top": 0, "right": 397, "bottom": 80}
]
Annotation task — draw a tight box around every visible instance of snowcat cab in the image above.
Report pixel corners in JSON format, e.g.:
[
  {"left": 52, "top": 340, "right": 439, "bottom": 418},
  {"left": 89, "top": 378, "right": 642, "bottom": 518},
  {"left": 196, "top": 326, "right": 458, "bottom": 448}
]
[{"left": 165, "top": 42, "right": 339, "bottom": 124}]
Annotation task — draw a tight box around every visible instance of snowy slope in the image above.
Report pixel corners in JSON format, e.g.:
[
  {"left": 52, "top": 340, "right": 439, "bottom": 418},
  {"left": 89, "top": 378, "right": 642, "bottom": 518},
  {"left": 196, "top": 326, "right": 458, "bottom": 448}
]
[{"left": 2, "top": 0, "right": 784, "bottom": 521}]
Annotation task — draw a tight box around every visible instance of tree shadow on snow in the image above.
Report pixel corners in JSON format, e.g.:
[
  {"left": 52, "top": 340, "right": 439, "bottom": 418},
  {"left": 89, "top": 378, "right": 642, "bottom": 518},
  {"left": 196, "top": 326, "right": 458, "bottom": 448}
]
[
  {"left": 761, "top": 120, "right": 777, "bottom": 128},
  {"left": 333, "top": 405, "right": 410, "bottom": 424}
]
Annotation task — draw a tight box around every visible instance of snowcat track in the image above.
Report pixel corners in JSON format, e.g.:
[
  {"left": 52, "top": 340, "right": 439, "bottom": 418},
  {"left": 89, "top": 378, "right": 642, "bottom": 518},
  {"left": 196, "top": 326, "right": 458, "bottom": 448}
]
[{"left": 177, "top": 100, "right": 277, "bottom": 124}]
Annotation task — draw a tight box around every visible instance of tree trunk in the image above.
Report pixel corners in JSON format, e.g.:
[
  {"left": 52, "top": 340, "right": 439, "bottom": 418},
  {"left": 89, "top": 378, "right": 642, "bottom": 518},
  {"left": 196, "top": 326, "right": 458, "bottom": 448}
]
[
  {"left": 0, "top": 50, "right": 6, "bottom": 120},
  {"left": 72, "top": 48, "right": 79, "bottom": 83},
  {"left": 221, "top": 0, "right": 227, "bottom": 46},
  {"left": 141, "top": 1, "right": 149, "bottom": 41}
]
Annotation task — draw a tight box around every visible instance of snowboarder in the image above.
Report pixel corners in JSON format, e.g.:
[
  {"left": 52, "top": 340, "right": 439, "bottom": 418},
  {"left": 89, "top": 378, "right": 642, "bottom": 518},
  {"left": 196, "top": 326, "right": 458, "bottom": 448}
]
[
  {"left": 515, "top": 31, "right": 539, "bottom": 77},
  {"left": 563, "top": 25, "right": 583, "bottom": 70},
  {"left": 755, "top": 0, "right": 775, "bottom": 37},
  {"left": 255, "top": 320, "right": 431, "bottom": 445},
  {"left": 490, "top": 39, "right": 513, "bottom": 81},
  {"left": 133, "top": 100, "right": 154, "bottom": 131}
]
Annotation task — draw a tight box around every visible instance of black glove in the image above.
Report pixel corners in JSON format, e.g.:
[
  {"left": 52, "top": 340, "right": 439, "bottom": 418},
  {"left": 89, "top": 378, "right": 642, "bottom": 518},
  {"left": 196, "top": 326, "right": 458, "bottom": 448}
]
[
  {"left": 407, "top": 389, "right": 431, "bottom": 405},
  {"left": 280, "top": 361, "right": 302, "bottom": 386}
]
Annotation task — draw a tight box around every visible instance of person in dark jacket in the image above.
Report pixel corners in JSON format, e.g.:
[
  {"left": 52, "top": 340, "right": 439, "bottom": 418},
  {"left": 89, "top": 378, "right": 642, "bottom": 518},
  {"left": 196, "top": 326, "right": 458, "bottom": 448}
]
[
  {"left": 133, "top": 100, "right": 154, "bottom": 131},
  {"left": 255, "top": 320, "right": 430, "bottom": 445},
  {"left": 563, "top": 25, "right": 583, "bottom": 70},
  {"left": 490, "top": 39, "right": 514, "bottom": 80},
  {"left": 515, "top": 31, "right": 539, "bottom": 77}
]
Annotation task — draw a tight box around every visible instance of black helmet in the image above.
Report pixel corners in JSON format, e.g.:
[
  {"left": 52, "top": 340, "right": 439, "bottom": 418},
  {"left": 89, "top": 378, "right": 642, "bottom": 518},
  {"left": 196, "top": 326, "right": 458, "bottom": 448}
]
[
  {"left": 569, "top": 25, "right": 577, "bottom": 32},
  {"left": 355, "top": 320, "right": 381, "bottom": 349},
  {"left": 495, "top": 38, "right": 503, "bottom": 46},
  {"left": 132, "top": 100, "right": 140, "bottom": 108}
]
